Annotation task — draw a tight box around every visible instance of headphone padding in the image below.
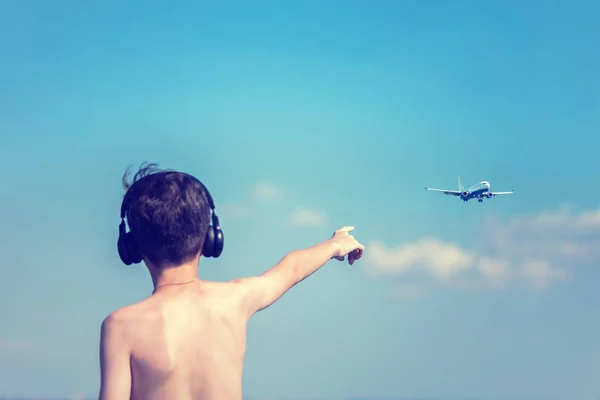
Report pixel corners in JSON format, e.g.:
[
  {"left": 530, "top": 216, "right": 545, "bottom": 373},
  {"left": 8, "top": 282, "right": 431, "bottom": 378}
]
[
  {"left": 117, "top": 234, "right": 131, "bottom": 265},
  {"left": 126, "top": 233, "right": 143, "bottom": 264},
  {"left": 203, "top": 226, "right": 215, "bottom": 257}
]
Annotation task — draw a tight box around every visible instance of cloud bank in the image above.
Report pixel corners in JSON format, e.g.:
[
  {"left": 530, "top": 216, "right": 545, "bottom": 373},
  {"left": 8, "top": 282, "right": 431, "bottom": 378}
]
[{"left": 365, "top": 207, "right": 600, "bottom": 296}]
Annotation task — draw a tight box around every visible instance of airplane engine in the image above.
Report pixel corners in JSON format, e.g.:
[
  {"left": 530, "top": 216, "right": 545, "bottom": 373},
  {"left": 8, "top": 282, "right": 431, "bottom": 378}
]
[
  {"left": 487, "top": 192, "right": 494, "bottom": 198},
  {"left": 462, "top": 191, "right": 468, "bottom": 198}
]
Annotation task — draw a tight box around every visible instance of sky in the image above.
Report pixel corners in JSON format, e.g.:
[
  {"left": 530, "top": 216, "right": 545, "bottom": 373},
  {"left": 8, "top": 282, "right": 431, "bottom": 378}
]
[{"left": 0, "top": 0, "right": 599, "bottom": 398}]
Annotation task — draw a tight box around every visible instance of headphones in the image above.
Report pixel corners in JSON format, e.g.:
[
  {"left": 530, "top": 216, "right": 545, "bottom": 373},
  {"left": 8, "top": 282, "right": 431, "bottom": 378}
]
[{"left": 117, "top": 175, "right": 224, "bottom": 265}]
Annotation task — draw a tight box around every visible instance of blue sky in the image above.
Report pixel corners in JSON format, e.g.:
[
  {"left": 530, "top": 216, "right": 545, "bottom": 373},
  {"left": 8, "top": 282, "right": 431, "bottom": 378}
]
[{"left": 1, "top": 0, "right": 599, "bottom": 398}]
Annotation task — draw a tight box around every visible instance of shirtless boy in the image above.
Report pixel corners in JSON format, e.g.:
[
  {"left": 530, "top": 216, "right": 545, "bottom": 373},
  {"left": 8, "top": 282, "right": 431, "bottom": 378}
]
[{"left": 99, "top": 163, "right": 365, "bottom": 400}]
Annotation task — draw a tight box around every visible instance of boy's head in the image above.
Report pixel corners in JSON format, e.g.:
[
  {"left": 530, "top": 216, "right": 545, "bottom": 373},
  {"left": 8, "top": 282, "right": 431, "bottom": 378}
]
[{"left": 118, "top": 163, "right": 223, "bottom": 268}]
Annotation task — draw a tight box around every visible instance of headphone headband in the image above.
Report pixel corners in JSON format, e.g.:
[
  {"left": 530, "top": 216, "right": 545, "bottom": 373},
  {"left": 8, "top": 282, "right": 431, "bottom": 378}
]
[
  {"left": 120, "top": 193, "right": 129, "bottom": 220},
  {"left": 185, "top": 174, "right": 215, "bottom": 211}
]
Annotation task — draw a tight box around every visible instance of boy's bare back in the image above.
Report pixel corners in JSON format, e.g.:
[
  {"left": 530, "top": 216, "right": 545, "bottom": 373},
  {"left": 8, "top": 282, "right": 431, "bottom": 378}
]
[
  {"left": 103, "top": 281, "right": 251, "bottom": 400},
  {"left": 99, "top": 164, "right": 364, "bottom": 400}
]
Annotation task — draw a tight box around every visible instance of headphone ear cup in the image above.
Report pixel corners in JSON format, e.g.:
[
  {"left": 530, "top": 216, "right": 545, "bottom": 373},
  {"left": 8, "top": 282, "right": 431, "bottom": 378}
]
[
  {"left": 125, "top": 233, "right": 143, "bottom": 264},
  {"left": 213, "top": 228, "right": 224, "bottom": 258},
  {"left": 203, "top": 226, "right": 215, "bottom": 258},
  {"left": 117, "top": 234, "right": 131, "bottom": 265},
  {"left": 118, "top": 230, "right": 142, "bottom": 265}
]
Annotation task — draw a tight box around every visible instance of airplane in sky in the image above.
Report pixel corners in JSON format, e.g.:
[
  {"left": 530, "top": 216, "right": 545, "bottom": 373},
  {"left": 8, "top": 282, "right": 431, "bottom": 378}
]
[{"left": 425, "top": 177, "right": 514, "bottom": 203}]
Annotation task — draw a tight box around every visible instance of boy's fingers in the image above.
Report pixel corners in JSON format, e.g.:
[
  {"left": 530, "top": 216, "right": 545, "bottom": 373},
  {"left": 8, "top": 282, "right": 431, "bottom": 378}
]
[{"left": 354, "top": 248, "right": 363, "bottom": 260}]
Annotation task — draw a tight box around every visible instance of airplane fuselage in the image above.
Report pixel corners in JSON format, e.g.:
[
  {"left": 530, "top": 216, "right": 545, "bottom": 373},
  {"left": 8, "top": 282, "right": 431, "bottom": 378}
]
[{"left": 461, "top": 181, "right": 495, "bottom": 202}]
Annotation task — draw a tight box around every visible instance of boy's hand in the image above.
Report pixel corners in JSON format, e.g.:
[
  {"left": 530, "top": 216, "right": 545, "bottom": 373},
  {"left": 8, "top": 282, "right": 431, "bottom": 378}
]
[{"left": 330, "top": 226, "right": 364, "bottom": 265}]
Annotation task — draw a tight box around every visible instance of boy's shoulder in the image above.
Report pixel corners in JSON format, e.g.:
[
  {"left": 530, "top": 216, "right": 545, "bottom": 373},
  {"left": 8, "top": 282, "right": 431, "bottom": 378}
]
[
  {"left": 101, "top": 299, "right": 153, "bottom": 341},
  {"left": 103, "top": 279, "right": 250, "bottom": 322},
  {"left": 100, "top": 278, "right": 259, "bottom": 343}
]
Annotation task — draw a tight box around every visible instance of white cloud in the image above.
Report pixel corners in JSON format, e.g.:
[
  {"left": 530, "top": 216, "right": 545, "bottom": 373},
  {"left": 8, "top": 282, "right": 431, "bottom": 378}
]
[
  {"left": 367, "top": 238, "right": 473, "bottom": 280},
  {"left": 477, "top": 257, "right": 509, "bottom": 280},
  {"left": 364, "top": 206, "right": 598, "bottom": 296},
  {"left": 252, "top": 183, "right": 281, "bottom": 202},
  {"left": 478, "top": 207, "right": 600, "bottom": 264},
  {"left": 520, "top": 259, "right": 570, "bottom": 290},
  {"left": 288, "top": 207, "right": 328, "bottom": 228}
]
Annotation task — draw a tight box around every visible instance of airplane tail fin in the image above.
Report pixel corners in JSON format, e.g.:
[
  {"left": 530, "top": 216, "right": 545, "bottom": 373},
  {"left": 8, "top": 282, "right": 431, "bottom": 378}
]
[{"left": 458, "top": 176, "right": 464, "bottom": 192}]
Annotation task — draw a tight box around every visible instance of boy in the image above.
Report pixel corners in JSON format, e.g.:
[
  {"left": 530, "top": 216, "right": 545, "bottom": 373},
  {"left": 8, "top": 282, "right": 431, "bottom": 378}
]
[{"left": 99, "top": 163, "right": 364, "bottom": 400}]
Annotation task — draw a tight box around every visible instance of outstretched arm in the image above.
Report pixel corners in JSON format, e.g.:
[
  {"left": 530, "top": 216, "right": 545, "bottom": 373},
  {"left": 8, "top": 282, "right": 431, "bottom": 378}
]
[
  {"left": 236, "top": 226, "right": 364, "bottom": 317},
  {"left": 99, "top": 314, "right": 131, "bottom": 400}
]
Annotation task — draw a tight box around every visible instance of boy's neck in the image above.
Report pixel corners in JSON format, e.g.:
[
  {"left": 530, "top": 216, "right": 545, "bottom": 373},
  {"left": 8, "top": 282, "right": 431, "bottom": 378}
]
[{"left": 149, "top": 259, "right": 201, "bottom": 291}]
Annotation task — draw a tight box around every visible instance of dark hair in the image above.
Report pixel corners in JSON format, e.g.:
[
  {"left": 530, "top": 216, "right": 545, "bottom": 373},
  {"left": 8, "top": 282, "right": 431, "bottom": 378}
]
[{"left": 121, "top": 163, "right": 211, "bottom": 268}]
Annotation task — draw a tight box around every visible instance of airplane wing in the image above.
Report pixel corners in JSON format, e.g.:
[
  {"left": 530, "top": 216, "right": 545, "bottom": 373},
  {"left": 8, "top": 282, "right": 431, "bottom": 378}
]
[
  {"left": 490, "top": 191, "right": 513, "bottom": 195},
  {"left": 424, "top": 187, "right": 462, "bottom": 196}
]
